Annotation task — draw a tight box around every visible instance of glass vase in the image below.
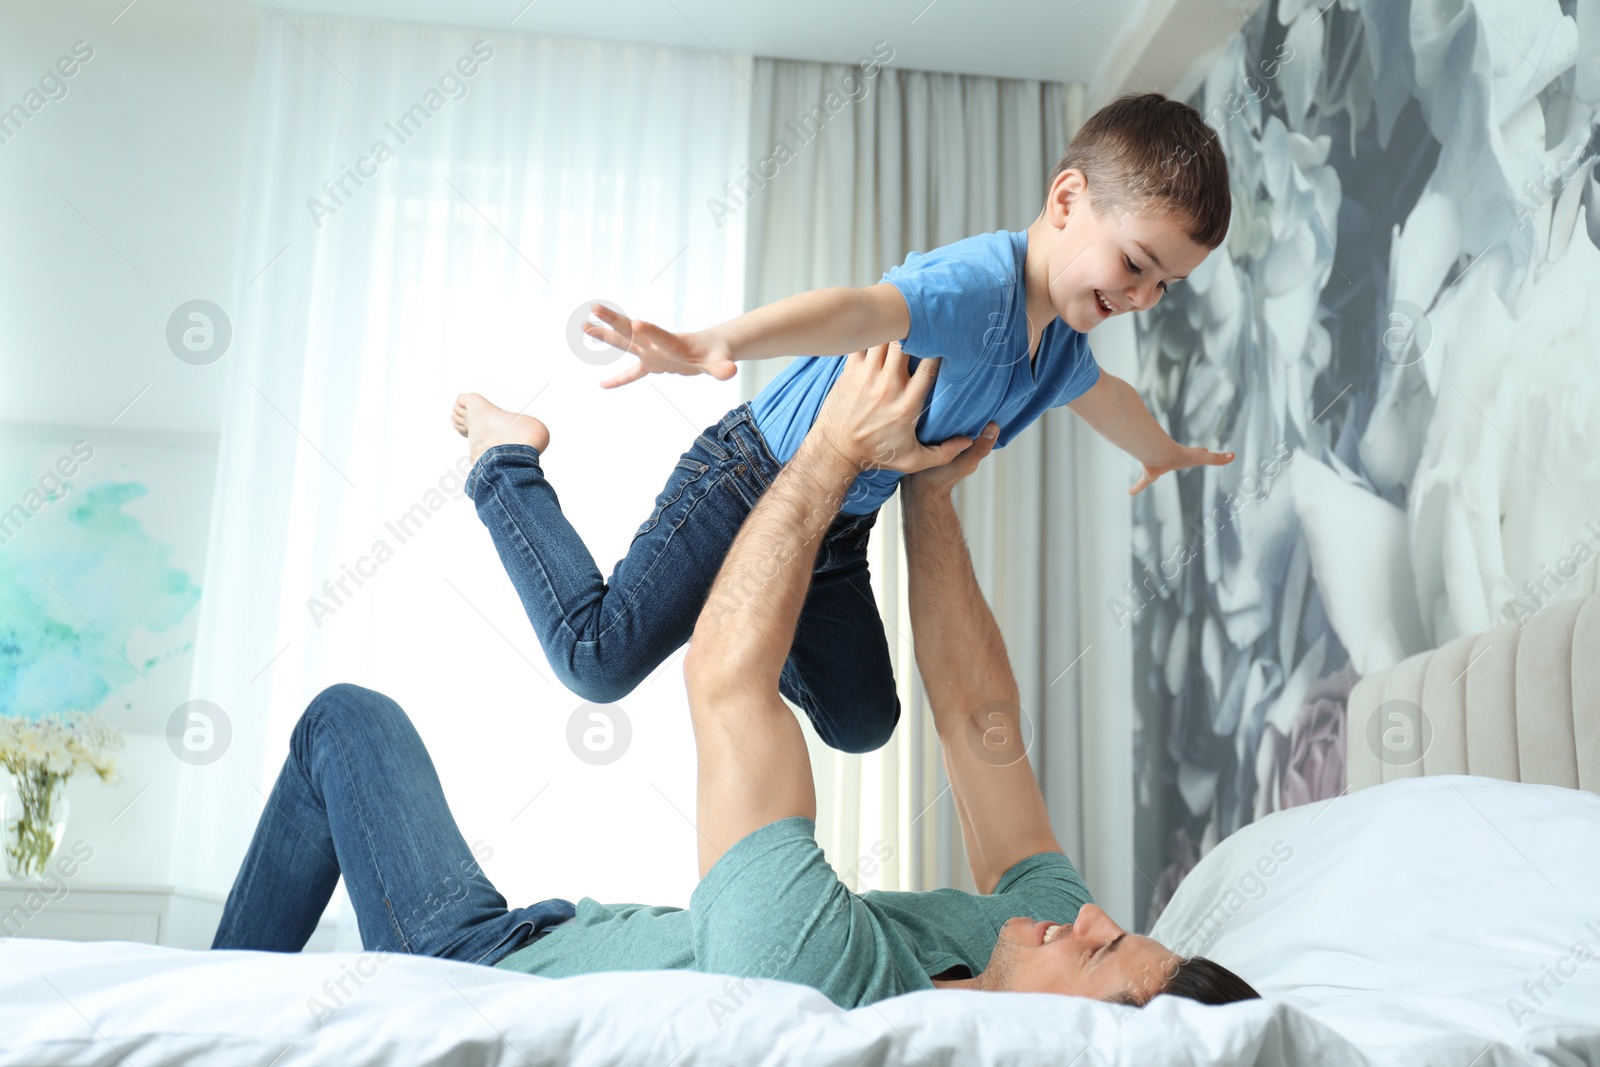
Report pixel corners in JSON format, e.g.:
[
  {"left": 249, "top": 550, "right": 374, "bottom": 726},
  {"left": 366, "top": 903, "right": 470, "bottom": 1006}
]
[{"left": 2, "top": 768, "right": 70, "bottom": 881}]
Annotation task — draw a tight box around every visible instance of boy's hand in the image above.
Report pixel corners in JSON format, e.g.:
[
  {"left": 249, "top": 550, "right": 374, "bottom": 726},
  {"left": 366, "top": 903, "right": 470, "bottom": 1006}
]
[
  {"left": 813, "top": 342, "right": 972, "bottom": 474},
  {"left": 582, "top": 305, "right": 736, "bottom": 389},
  {"left": 1129, "top": 445, "right": 1235, "bottom": 495}
]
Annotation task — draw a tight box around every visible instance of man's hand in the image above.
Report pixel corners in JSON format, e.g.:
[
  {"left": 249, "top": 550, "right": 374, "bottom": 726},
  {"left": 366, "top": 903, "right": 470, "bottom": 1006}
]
[
  {"left": 903, "top": 421, "right": 1000, "bottom": 497},
  {"left": 812, "top": 342, "right": 973, "bottom": 474},
  {"left": 1128, "top": 444, "right": 1235, "bottom": 495},
  {"left": 583, "top": 305, "right": 737, "bottom": 389}
]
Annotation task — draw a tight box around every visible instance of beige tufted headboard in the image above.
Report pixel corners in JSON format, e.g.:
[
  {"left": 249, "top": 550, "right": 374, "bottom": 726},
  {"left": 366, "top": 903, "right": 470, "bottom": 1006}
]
[{"left": 1347, "top": 593, "right": 1600, "bottom": 793}]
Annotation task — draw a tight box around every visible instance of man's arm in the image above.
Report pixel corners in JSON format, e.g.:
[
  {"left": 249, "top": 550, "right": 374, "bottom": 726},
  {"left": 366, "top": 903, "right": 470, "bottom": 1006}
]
[
  {"left": 586, "top": 284, "right": 910, "bottom": 389},
  {"left": 1068, "top": 371, "right": 1235, "bottom": 494},
  {"left": 900, "top": 438, "right": 1064, "bottom": 894},
  {"left": 682, "top": 344, "right": 968, "bottom": 878}
]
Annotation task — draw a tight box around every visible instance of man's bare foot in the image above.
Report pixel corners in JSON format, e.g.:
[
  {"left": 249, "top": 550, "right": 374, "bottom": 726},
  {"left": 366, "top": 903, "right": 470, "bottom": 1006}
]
[{"left": 452, "top": 393, "right": 550, "bottom": 463}]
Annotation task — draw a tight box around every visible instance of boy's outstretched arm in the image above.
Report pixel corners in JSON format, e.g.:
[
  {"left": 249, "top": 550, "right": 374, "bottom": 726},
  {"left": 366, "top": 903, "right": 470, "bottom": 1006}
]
[
  {"left": 1067, "top": 370, "right": 1235, "bottom": 494},
  {"left": 585, "top": 284, "right": 910, "bottom": 389}
]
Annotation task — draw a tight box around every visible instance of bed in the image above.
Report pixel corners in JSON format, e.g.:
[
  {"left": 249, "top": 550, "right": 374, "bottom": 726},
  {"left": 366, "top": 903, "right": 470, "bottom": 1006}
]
[{"left": 2, "top": 597, "right": 1597, "bottom": 1066}]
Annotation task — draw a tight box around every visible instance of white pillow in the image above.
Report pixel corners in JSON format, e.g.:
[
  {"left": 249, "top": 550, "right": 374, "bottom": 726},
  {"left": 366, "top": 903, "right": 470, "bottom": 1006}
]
[{"left": 1151, "top": 774, "right": 1600, "bottom": 1064}]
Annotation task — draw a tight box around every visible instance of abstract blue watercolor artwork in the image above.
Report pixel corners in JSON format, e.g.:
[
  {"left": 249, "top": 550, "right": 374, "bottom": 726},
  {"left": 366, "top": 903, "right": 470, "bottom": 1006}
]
[{"left": 0, "top": 427, "right": 216, "bottom": 730}]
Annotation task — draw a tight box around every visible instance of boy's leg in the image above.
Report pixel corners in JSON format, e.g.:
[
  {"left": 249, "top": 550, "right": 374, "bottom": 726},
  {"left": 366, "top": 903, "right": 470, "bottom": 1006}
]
[
  {"left": 778, "top": 510, "right": 902, "bottom": 754},
  {"left": 459, "top": 395, "right": 779, "bottom": 704},
  {"left": 211, "top": 684, "right": 573, "bottom": 963},
  {"left": 459, "top": 394, "right": 900, "bottom": 751}
]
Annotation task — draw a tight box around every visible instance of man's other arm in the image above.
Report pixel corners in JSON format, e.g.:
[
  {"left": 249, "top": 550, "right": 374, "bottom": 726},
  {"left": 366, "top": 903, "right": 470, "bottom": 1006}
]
[{"left": 901, "top": 434, "right": 1064, "bottom": 894}]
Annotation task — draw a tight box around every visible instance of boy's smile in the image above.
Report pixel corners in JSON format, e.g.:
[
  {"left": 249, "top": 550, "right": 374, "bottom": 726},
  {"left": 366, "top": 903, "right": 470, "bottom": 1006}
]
[{"left": 1027, "top": 167, "right": 1213, "bottom": 337}]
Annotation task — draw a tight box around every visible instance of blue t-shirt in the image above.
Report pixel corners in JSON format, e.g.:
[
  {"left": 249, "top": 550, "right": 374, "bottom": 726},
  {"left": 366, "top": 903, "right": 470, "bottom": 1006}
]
[{"left": 749, "top": 229, "right": 1102, "bottom": 515}]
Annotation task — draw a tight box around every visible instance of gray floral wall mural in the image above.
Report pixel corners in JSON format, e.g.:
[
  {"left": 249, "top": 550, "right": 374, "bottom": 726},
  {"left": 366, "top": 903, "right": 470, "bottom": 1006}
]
[{"left": 1130, "top": 0, "right": 1600, "bottom": 932}]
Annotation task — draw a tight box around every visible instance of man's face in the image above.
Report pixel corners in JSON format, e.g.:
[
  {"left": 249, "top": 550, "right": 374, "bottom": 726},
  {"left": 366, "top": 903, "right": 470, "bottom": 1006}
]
[
  {"left": 978, "top": 903, "right": 1180, "bottom": 1004},
  {"left": 1041, "top": 169, "right": 1211, "bottom": 335}
]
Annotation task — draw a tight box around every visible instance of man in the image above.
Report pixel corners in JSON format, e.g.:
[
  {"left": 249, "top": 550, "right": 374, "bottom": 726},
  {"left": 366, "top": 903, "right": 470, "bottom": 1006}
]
[{"left": 213, "top": 343, "right": 1258, "bottom": 1010}]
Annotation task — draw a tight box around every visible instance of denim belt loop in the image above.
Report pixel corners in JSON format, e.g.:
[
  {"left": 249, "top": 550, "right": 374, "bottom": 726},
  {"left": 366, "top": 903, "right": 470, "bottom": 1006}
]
[
  {"left": 731, "top": 434, "right": 769, "bottom": 490},
  {"left": 720, "top": 402, "right": 752, "bottom": 434},
  {"left": 746, "top": 415, "right": 785, "bottom": 474},
  {"left": 725, "top": 404, "right": 782, "bottom": 492}
]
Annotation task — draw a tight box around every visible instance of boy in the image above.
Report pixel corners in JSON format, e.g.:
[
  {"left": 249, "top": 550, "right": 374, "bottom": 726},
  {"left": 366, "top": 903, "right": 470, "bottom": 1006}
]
[{"left": 453, "top": 92, "right": 1235, "bottom": 753}]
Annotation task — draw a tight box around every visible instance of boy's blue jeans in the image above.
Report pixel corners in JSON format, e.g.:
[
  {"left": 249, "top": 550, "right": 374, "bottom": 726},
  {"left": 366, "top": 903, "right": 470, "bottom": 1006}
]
[
  {"left": 465, "top": 402, "right": 901, "bottom": 753},
  {"left": 211, "top": 684, "right": 575, "bottom": 960}
]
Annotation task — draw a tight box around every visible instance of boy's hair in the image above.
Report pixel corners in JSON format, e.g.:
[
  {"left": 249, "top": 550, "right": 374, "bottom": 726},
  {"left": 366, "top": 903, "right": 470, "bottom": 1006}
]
[{"left": 1046, "top": 92, "right": 1232, "bottom": 250}]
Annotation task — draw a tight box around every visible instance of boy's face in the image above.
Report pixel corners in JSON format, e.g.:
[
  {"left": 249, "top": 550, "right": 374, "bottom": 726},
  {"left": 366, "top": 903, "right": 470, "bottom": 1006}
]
[{"left": 1042, "top": 168, "right": 1211, "bottom": 334}]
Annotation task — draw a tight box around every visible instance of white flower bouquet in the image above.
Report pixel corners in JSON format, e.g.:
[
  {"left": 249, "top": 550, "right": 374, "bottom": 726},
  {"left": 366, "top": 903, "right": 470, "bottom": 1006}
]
[{"left": 0, "top": 713, "right": 123, "bottom": 879}]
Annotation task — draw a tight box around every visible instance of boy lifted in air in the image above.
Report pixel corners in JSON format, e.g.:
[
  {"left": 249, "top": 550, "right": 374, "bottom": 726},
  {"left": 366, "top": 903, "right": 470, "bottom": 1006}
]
[{"left": 453, "top": 92, "right": 1235, "bottom": 753}]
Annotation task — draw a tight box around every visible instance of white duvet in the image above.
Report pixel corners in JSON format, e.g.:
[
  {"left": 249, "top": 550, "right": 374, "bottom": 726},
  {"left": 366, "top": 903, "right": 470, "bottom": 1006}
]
[{"left": 2, "top": 775, "right": 1597, "bottom": 1066}]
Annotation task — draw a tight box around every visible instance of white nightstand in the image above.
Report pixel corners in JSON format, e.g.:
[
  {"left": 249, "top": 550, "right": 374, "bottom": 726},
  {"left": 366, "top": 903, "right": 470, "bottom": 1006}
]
[{"left": 0, "top": 881, "right": 226, "bottom": 950}]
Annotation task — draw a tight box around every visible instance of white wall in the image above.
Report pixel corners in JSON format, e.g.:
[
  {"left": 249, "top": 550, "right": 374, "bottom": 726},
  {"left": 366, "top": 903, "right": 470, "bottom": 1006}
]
[
  {"left": 0, "top": 0, "right": 259, "bottom": 435},
  {"left": 1, "top": 0, "right": 258, "bottom": 888}
]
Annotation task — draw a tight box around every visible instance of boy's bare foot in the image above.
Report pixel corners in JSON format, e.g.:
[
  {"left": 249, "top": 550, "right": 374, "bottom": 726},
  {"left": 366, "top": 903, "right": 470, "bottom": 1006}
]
[{"left": 453, "top": 393, "right": 550, "bottom": 464}]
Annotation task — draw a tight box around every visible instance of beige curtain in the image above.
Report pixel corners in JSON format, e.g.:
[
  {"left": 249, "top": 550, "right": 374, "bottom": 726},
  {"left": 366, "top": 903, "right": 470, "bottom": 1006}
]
[{"left": 740, "top": 56, "right": 1089, "bottom": 892}]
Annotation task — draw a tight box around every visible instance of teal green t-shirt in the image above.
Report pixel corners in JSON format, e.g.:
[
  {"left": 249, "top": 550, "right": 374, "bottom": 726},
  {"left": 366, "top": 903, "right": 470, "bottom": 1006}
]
[{"left": 494, "top": 816, "right": 1092, "bottom": 1009}]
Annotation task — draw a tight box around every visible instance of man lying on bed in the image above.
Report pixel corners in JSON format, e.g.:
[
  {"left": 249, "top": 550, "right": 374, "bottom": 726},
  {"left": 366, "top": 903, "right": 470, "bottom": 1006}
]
[{"left": 212, "top": 342, "right": 1259, "bottom": 1010}]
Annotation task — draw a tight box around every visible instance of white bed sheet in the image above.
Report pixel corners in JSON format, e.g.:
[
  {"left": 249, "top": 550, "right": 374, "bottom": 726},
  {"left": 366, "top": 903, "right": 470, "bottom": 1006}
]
[{"left": 0, "top": 775, "right": 1595, "bottom": 1066}]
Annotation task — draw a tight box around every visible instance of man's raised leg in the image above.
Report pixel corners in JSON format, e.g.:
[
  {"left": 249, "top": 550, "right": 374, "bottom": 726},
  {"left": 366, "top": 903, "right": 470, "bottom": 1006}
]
[{"left": 211, "top": 684, "right": 573, "bottom": 962}]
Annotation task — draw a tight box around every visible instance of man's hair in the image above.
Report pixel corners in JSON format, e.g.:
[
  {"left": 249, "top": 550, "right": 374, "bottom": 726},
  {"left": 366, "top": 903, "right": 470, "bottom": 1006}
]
[
  {"left": 1108, "top": 955, "right": 1262, "bottom": 1008},
  {"left": 1045, "top": 92, "right": 1232, "bottom": 250}
]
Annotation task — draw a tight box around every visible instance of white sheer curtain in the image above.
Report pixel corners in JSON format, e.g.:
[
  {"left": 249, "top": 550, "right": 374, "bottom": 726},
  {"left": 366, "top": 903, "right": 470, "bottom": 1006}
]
[
  {"left": 176, "top": 15, "right": 750, "bottom": 914},
  {"left": 741, "top": 58, "right": 1094, "bottom": 893}
]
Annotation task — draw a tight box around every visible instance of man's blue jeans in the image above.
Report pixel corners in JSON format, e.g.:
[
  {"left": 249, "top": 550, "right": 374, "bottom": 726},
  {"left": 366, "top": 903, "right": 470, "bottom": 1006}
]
[
  {"left": 211, "top": 684, "right": 574, "bottom": 961},
  {"left": 466, "top": 402, "right": 901, "bottom": 753}
]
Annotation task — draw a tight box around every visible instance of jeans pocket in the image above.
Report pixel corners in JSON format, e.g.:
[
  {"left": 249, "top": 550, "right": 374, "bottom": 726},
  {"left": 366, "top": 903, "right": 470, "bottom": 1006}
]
[
  {"left": 696, "top": 431, "right": 731, "bottom": 463},
  {"left": 634, "top": 457, "right": 712, "bottom": 540}
]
